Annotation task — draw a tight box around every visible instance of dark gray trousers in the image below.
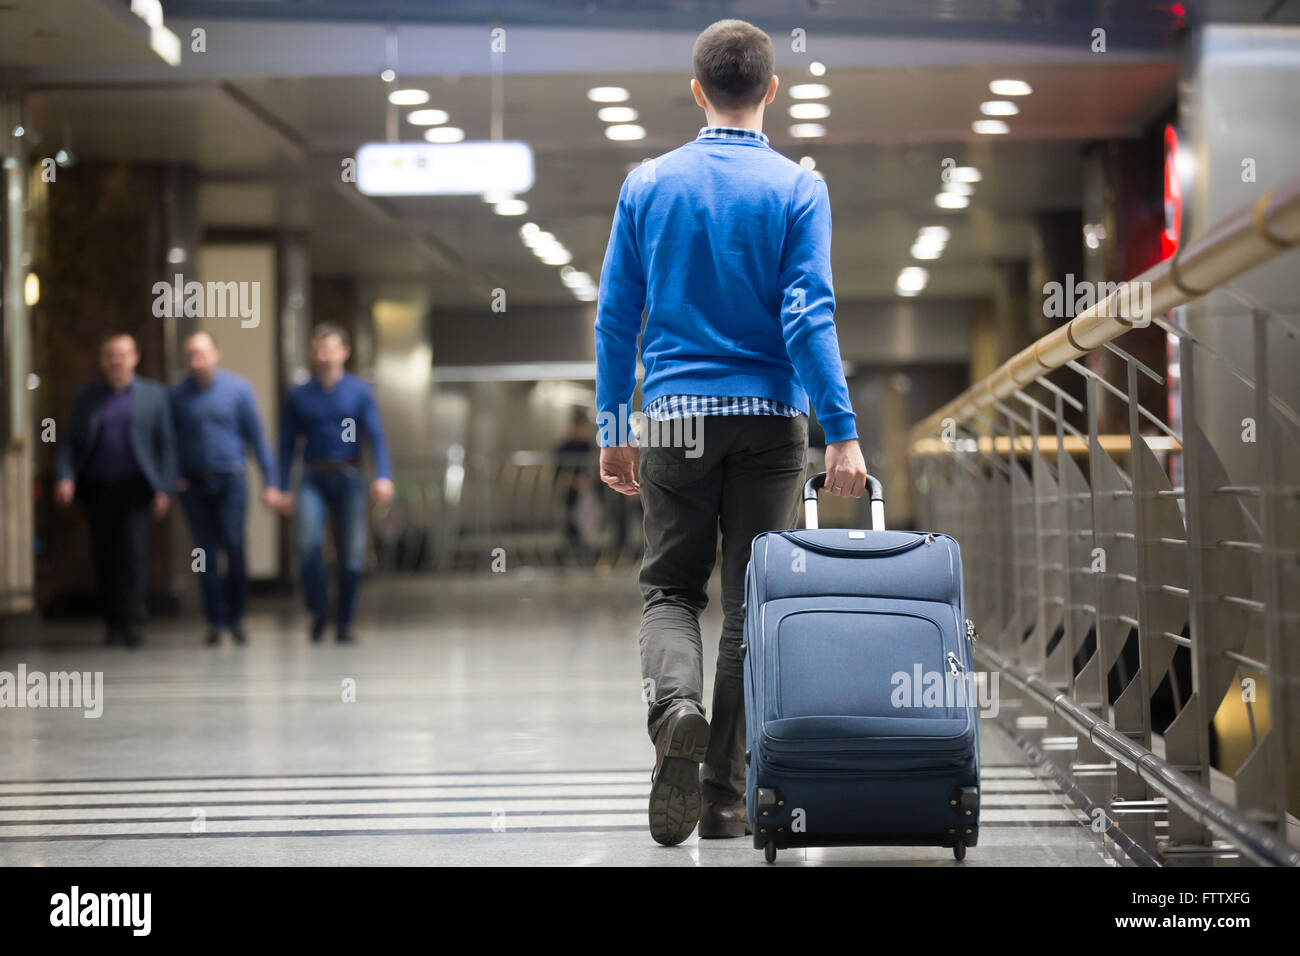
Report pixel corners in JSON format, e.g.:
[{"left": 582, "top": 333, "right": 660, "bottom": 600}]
[{"left": 638, "top": 413, "right": 807, "bottom": 804}]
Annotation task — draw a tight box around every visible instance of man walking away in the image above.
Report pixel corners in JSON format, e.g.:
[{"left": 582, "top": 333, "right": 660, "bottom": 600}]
[
  {"left": 595, "top": 19, "right": 868, "bottom": 846},
  {"left": 54, "top": 332, "right": 178, "bottom": 647},
  {"left": 276, "top": 324, "right": 394, "bottom": 644},
  {"left": 170, "top": 330, "right": 278, "bottom": 646}
]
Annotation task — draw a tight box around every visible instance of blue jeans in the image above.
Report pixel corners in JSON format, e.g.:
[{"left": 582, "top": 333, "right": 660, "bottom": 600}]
[
  {"left": 297, "top": 467, "right": 368, "bottom": 629},
  {"left": 178, "top": 472, "right": 249, "bottom": 628}
]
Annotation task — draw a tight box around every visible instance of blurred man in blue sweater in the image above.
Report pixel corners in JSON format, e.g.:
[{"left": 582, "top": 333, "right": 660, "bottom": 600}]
[
  {"left": 171, "top": 330, "right": 278, "bottom": 647},
  {"left": 276, "top": 324, "right": 394, "bottom": 644},
  {"left": 595, "top": 18, "right": 868, "bottom": 845}
]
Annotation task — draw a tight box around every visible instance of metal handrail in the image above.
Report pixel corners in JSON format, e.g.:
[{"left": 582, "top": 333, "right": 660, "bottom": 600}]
[
  {"left": 906, "top": 174, "right": 1300, "bottom": 865},
  {"left": 909, "top": 175, "right": 1300, "bottom": 447}
]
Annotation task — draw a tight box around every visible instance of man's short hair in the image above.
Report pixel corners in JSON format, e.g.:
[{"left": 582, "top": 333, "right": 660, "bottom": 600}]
[
  {"left": 692, "top": 19, "right": 774, "bottom": 111},
  {"left": 184, "top": 329, "right": 218, "bottom": 349},
  {"left": 311, "top": 323, "right": 349, "bottom": 348},
  {"left": 100, "top": 331, "right": 137, "bottom": 351}
]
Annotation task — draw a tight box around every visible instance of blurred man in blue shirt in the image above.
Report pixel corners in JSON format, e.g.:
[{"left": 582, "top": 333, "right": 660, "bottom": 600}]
[
  {"left": 595, "top": 19, "right": 867, "bottom": 846},
  {"left": 170, "top": 330, "right": 278, "bottom": 646},
  {"left": 276, "top": 323, "right": 393, "bottom": 643}
]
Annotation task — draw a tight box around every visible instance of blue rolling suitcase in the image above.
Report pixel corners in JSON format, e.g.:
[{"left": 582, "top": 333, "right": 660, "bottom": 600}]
[{"left": 742, "top": 472, "right": 981, "bottom": 863}]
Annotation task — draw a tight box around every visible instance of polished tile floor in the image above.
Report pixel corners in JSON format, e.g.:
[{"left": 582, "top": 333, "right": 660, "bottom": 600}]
[{"left": 0, "top": 569, "right": 1116, "bottom": 865}]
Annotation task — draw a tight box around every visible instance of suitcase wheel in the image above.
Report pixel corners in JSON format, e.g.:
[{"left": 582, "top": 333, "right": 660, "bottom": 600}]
[
  {"left": 953, "top": 841, "right": 966, "bottom": 862},
  {"left": 764, "top": 840, "right": 777, "bottom": 864}
]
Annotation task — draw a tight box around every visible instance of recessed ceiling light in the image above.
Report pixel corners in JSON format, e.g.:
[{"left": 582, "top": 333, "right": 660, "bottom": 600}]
[
  {"left": 911, "top": 243, "right": 942, "bottom": 260},
  {"left": 407, "top": 109, "right": 449, "bottom": 125},
  {"left": 896, "top": 267, "right": 929, "bottom": 293},
  {"left": 541, "top": 249, "right": 573, "bottom": 265},
  {"left": 380, "top": 69, "right": 396, "bottom": 83},
  {"left": 919, "top": 226, "right": 951, "bottom": 241},
  {"left": 989, "top": 79, "right": 1032, "bottom": 96},
  {"left": 789, "top": 83, "right": 831, "bottom": 99},
  {"left": 494, "top": 199, "right": 528, "bottom": 216},
  {"left": 799, "top": 156, "right": 816, "bottom": 170},
  {"left": 935, "top": 192, "right": 970, "bottom": 209},
  {"left": 980, "top": 100, "right": 1019, "bottom": 116},
  {"left": 482, "top": 190, "right": 514, "bottom": 203},
  {"left": 809, "top": 61, "right": 826, "bottom": 76},
  {"left": 949, "top": 167, "right": 981, "bottom": 183},
  {"left": 789, "top": 103, "right": 830, "bottom": 120},
  {"left": 519, "top": 223, "right": 540, "bottom": 241},
  {"left": 604, "top": 124, "right": 646, "bottom": 141},
  {"left": 587, "top": 86, "right": 630, "bottom": 103},
  {"left": 424, "top": 126, "right": 465, "bottom": 143},
  {"left": 972, "top": 119, "right": 1009, "bottom": 135},
  {"left": 575, "top": 289, "right": 597, "bottom": 301},
  {"left": 562, "top": 271, "right": 594, "bottom": 288},
  {"left": 789, "top": 123, "right": 826, "bottom": 138},
  {"left": 942, "top": 181, "right": 974, "bottom": 196},
  {"left": 388, "top": 88, "right": 430, "bottom": 106},
  {"left": 597, "top": 107, "right": 638, "bottom": 123}
]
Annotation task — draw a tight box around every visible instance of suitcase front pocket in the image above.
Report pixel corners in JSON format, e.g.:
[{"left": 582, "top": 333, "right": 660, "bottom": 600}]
[{"left": 769, "top": 608, "right": 959, "bottom": 722}]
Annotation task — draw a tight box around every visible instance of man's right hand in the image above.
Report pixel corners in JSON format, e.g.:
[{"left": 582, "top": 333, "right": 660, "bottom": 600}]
[
  {"left": 599, "top": 445, "right": 640, "bottom": 496},
  {"left": 55, "top": 479, "right": 75, "bottom": 507},
  {"left": 276, "top": 491, "right": 295, "bottom": 515},
  {"left": 823, "top": 439, "right": 868, "bottom": 497}
]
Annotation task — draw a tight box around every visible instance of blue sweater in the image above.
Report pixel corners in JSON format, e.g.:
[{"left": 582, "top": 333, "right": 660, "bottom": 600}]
[
  {"left": 278, "top": 373, "right": 391, "bottom": 490},
  {"left": 594, "top": 126, "right": 857, "bottom": 446},
  {"left": 171, "top": 370, "right": 275, "bottom": 484}
]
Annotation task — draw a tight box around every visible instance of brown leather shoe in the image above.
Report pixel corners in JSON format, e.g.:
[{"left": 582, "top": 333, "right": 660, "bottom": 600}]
[
  {"left": 698, "top": 798, "right": 751, "bottom": 838},
  {"left": 648, "top": 703, "right": 710, "bottom": 846}
]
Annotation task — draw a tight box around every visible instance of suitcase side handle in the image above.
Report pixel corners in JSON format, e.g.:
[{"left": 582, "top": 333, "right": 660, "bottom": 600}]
[{"left": 802, "top": 471, "right": 885, "bottom": 531}]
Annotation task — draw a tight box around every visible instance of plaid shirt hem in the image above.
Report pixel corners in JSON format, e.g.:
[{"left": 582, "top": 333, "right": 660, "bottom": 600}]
[{"left": 643, "top": 394, "right": 802, "bottom": 420}]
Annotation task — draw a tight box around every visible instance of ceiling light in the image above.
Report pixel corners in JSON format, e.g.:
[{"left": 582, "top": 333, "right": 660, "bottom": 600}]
[
  {"left": 789, "top": 103, "right": 830, "bottom": 120},
  {"left": 972, "top": 119, "right": 1009, "bottom": 135},
  {"left": 424, "top": 126, "right": 465, "bottom": 143},
  {"left": 575, "top": 289, "right": 597, "bottom": 301},
  {"left": 935, "top": 192, "right": 970, "bottom": 209},
  {"left": 911, "top": 243, "right": 942, "bottom": 260},
  {"left": 789, "top": 84, "right": 831, "bottom": 99},
  {"left": 948, "top": 167, "right": 981, "bottom": 183},
  {"left": 604, "top": 124, "right": 646, "bottom": 141},
  {"left": 597, "top": 107, "right": 638, "bottom": 123},
  {"left": 494, "top": 199, "right": 528, "bottom": 215},
  {"left": 381, "top": 69, "right": 396, "bottom": 83},
  {"left": 407, "top": 109, "right": 449, "bottom": 125},
  {"left": 809, "top": 61, "right": 826, "bottom": 76},
  {"left": 562, "top": 271, "right": 594, "bottom": 288},
  {"left": 799, "top": 156, "right": 816, "bottom": 170},
  {"left": 527, "top": 231, "right": 556, "bottom": 249},
  {"left": 789, "top": 123, "right": 826, "bottom": 138},
  {"left": 482, "top": 190, "right": 514, "bottom": 203},
  {"left": 587, "top": 86, "right": 630, "bottom": 103},
  {"left": 942, "top": 181, "right": 974, "bottom": 195},
  {"left": 918, "top": 226, "right": 951, "bottom": 241},
  {"left": 989, "top": 79, "right": 1032, "bottom": 96},
  {"left": 519, "top": 223, "right": 540, "bottom": 241},
  {"left": 541, "top": 249, "right": 573, "bottom": 265},
  {"left": 896, "top": 266, "right": 929, "bottom": 293},
  {"left": 388, "top": 88, "right": 430, "bottom": 106},
  {"left": 980, "top": 100, "right": 1019, "bottom": 116}
]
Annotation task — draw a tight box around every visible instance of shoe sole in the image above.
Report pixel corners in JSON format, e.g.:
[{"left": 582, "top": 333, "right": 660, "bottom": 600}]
[{"left": 648, "top": 712, "right": 710, "bottom": 846}]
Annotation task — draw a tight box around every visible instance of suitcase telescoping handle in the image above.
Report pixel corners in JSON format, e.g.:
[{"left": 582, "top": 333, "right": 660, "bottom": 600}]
[{"left": 802, "top": 471, "right": 885, "bottom": 531}]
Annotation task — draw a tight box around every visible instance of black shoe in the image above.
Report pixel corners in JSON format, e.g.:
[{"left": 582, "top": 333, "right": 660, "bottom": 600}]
[
  {"left": 310, "top": 616, "right": 328, "bottom": 643},
  {"left": 336, "top": 629, "right": 355, "bottom": 644},
  {"left": 698, "top": 798, "right": 752, "bottom": 838},
  {"left": 648, "top": 703, "right": 710, "bottom": 846},
  {"left": 230, "top": 622, "right": 247, "bottom": 646},
  {"left": 205, "top": 627, "right": 221, "bottom": 646}
]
